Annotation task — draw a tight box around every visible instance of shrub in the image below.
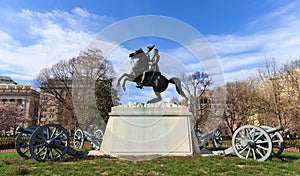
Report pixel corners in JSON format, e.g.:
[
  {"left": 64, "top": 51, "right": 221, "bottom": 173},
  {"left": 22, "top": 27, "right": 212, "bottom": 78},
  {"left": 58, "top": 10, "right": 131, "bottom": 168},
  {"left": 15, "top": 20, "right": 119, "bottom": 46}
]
[
  {"left": 285, "top": 139, "right": 300, "bottom": 148},
  {"left": 0, "top": 137, "right": 15, "bottom": 150}
]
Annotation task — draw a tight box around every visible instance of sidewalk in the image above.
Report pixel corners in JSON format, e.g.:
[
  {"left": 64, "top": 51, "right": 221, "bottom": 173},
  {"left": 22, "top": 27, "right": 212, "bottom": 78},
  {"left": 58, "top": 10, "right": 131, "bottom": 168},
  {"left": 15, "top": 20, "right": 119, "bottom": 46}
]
[
  {"left": 0, "top": 148, "right": 15, "bottom": 153},
  {"left": 1, "top": 147, "right": 299, "bottom": 154}
]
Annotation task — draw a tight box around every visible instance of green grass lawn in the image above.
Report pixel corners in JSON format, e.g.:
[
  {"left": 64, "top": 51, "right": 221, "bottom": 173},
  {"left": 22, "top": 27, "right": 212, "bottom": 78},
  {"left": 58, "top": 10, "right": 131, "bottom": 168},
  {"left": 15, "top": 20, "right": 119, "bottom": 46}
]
[{"left": 0, "top": 151, "right": 299, "bottom": 176}]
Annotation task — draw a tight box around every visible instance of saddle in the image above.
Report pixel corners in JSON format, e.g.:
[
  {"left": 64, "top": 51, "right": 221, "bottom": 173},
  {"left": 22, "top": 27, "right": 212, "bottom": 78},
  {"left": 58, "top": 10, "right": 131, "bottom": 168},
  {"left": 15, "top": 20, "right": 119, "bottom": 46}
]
[{"left": 133, "top": 71, "right": 161, "bottom": 84}]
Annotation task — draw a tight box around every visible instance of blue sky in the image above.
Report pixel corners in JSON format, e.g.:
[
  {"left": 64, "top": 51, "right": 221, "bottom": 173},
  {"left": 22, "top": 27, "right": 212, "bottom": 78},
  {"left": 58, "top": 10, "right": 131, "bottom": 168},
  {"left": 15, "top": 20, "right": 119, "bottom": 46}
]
[{"left": 1, "top": 0, "right": 300, "bottom": 102}]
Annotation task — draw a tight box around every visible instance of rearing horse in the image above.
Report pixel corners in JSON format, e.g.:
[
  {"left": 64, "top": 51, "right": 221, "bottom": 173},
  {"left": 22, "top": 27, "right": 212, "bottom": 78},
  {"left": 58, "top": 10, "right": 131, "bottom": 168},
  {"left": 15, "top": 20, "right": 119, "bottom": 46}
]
[{"left": 117, "top": 48, "right": 187, "bottom": 103}]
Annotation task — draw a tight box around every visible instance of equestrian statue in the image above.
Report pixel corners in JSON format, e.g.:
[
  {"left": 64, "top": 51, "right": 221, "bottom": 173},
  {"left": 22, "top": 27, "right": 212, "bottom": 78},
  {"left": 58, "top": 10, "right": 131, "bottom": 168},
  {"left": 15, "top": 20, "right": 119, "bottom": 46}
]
[{"left": 117, "top": 45, "right": 187, "bottom": 103}]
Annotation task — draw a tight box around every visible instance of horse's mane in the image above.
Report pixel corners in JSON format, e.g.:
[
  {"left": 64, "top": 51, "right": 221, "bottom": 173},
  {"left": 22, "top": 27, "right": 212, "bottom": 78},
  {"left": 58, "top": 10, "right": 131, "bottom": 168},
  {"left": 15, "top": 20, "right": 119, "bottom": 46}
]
[{"left": 129, "top": 48, "right": 145, "bottom": 57}]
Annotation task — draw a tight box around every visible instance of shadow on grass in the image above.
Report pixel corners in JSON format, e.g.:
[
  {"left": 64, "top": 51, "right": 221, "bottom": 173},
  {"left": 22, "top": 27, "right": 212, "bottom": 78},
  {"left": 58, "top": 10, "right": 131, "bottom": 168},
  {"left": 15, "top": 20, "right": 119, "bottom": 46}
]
[
  {"left": 277, "top": 155, "right": 300, "bottom": 162},
  {"left": 59, "top": 154, "right": 115, "bottom": 163}
]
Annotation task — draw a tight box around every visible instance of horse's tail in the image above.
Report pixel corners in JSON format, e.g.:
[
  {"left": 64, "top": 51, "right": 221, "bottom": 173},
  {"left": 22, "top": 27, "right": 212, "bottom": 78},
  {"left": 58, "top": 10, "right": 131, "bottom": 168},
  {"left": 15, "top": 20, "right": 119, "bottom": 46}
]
[{"left": 169, "top": 77, "right": 187, "bottom": 99}]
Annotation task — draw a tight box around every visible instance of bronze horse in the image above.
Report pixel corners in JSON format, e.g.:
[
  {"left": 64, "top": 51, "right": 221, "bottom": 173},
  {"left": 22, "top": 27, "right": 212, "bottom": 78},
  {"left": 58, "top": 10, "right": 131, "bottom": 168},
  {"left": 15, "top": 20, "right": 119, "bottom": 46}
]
[{"left": 117, "top": 48, "right": 187, "bottom": 103}]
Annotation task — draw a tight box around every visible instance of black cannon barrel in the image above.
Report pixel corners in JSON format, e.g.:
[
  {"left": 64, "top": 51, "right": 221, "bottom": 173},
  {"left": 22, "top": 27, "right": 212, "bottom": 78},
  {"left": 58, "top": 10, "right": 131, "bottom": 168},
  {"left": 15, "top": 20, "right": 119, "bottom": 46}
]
[
  {"left": 16, "top": 126, "right": 65, "bottom": 140},
  {"left": 16, "top": 126, "right": 35, "bottom": 134}
]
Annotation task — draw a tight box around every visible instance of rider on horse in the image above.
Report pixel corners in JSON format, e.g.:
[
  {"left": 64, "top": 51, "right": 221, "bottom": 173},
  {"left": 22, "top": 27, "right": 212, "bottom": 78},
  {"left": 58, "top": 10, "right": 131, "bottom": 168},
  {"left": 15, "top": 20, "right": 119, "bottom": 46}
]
[
  {"left": 136, "top": 47, "right": 160, "bottom": 89},
  {"left": 118, "top": 45, "right": 187, "bottom": 103}
]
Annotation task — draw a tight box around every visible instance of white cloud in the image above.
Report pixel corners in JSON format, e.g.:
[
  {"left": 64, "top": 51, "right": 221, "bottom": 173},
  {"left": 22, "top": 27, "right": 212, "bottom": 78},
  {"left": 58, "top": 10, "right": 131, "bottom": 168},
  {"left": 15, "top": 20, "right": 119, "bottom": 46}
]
[
  {"left": 152, "top": 2, "right": 300, "bottom": 85},
  {"left": 0, "top": 31, "right": 15, "bottom": 46},
  {"left": 224, "top": 68, "right": 259, "bottom": 83},
  {"left": 1, "top": 3, "right": 300, "bottom": 94},
  {"left": 246, "top": 2, "right": 298, "bottom": 31},
  {"left": 206, "top": 2, "right": 300, "bottom": 83},
  {"left": 0, "top": 8, "right": 113, "bottom": 82},
  {"left": 112, "top": 2, "right": 300, "bottom": 93}
]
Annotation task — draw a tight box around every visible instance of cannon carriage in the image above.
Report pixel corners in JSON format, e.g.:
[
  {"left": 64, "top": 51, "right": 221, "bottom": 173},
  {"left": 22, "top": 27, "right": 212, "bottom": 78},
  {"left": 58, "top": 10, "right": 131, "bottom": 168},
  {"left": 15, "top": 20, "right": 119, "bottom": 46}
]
[
  {"left": 195, "top": 128, "right": 223, "bottom": 149},
  {"left": 15, "top": 124, "right": 88, "bottom": 162},
  {"left": 73, "top": 128, "right": 104, "bottom": 150},
  {"left": 220, "top": 124, "right": 285, "bottom": 161},
  {"left": 196, "top": 125, "right": 284, "bottom": 162}
]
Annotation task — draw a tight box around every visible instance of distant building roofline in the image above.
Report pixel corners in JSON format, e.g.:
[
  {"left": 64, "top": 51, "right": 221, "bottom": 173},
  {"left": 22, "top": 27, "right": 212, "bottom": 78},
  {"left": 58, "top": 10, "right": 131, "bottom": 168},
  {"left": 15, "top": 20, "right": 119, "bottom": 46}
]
[{"left": 0, "top": 76, "right": 17, "bottom": 85}]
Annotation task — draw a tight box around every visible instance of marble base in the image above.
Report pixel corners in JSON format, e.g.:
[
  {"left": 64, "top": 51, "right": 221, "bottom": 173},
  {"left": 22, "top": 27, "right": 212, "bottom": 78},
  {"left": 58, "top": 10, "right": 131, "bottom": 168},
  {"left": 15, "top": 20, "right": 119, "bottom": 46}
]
[{"left": 100, "top": 103, "right": 200, "bottom": 158}]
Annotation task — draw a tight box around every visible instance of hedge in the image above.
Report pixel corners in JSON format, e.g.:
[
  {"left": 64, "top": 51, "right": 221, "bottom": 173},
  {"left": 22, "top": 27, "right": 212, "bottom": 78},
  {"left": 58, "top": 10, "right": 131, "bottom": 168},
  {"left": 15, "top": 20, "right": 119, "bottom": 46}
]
[
  {"left": 285, "top": 139, "right": 300, "bottom": 148},
  {"left": 0, "top": 137, "right": 15, "bottom": 150}
]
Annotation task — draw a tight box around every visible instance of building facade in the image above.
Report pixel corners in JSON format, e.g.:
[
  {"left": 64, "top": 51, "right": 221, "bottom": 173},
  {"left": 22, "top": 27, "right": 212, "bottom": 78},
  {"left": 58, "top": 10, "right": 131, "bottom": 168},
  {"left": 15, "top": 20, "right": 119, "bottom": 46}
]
[
  {"left": 38, "top": 78, "right": 76, "bottom": 134},
  {"left": 0, "top": 76, "right": 40, "bottom": 135}
]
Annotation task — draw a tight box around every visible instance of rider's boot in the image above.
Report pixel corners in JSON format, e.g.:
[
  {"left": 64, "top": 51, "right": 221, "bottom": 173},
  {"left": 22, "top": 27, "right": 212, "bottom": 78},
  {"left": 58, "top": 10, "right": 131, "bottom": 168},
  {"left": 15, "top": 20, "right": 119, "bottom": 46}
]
[
  {"left": 136, "top": 72, "right": 146, "bottom": 89},
  {"left": 136, "top": 82, "right": 144, "bottom": 89}
]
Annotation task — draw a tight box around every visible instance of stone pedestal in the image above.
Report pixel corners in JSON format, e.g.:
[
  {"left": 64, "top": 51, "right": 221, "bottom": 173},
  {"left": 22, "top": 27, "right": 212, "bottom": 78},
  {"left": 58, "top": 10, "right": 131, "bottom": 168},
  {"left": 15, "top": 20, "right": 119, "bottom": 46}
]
[{"left": 100, "top": 103, "right": 200, "bottom": 158}]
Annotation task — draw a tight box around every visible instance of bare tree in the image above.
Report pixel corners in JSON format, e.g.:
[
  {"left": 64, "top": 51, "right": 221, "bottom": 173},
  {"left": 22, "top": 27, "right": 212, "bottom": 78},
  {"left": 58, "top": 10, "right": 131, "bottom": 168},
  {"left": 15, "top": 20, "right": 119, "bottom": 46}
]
[
  {"left": 223, "top": 78, "right": 259, "bottom": 135},
  {"left": 257, "top": 59, "right": 283, "bottom": 125},
  {"left": 72, "top": 49, "right": 116, "bottom": 133},
  {"left": 280, "top": 60, "right": 300, "bottom": 133},
  {"left": 35, "top": 59, "right": 75, "bottom": 131},
  {"left": 257, "top": 59, "right": 293, "bottom": 128},
  {"left": 34, "top": 49, "right": 116, "bottom": 133},
  {"left": 180, "top": 71, "right": 212, "bottom": 130}
]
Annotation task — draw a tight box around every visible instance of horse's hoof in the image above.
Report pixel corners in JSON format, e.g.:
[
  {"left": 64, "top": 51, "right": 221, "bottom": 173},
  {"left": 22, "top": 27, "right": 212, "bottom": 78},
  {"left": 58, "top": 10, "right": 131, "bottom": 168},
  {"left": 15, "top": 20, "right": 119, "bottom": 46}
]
[{"left": 122, "top": 86, "right": 126, "bottom": 91}]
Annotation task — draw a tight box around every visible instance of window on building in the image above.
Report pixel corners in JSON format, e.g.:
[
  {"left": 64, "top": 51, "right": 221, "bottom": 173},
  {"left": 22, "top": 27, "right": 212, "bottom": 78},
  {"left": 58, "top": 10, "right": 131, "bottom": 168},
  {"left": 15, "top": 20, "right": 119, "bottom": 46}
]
[
  {"left": 2, "top": 99, "right": 8, "bottom": 104},
  {"left": 17, "top": 99, "right": 22, "bottom": 104}
]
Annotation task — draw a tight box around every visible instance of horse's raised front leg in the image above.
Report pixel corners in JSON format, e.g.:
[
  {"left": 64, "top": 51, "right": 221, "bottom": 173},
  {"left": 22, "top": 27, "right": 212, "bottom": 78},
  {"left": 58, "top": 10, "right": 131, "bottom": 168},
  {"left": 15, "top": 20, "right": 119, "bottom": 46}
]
[
  {"left": 117, "top": 73, "right": 127, "bottom": 87},
  {"left": 122, "top": 77, "right": 132, "bottom": 91},
  {"left": 147, "top": 92, "right": 162, "bottom": 104},
  {"left": 117, "top": 73, "right": 134, "bottom": 91}
]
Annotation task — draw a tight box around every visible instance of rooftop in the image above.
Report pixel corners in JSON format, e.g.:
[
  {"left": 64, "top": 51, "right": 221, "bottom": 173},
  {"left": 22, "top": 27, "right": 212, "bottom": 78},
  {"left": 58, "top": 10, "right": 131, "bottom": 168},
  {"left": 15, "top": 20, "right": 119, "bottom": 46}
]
[{"left": 0, "top": 76, "right": 17, "bottom": 85}]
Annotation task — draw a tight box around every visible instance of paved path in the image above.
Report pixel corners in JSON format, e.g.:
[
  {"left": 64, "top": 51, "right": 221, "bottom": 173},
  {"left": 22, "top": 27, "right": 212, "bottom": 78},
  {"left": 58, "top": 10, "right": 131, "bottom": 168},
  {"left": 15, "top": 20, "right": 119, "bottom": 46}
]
[{"left": 1, "top": 147, "right": 299, "bottom": 154}]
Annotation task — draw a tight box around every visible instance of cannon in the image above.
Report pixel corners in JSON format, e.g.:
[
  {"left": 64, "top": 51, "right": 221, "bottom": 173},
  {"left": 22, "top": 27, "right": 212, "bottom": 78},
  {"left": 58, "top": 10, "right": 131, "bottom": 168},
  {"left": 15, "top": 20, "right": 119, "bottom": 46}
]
[
  {"left": 73, "top": 128, "right": 103, "bottom": 150},
  {"left": 220, "top": 125, "right": 284, "bottom": 161},
  {"left": 195, "top": 129, "right": 222, "bottom": 149},
  {"left": 15, "top": 125, "right": 39, "bottom": 159},
  {"left": 15, "top": 124, "right": 88, "bottom": 162}
]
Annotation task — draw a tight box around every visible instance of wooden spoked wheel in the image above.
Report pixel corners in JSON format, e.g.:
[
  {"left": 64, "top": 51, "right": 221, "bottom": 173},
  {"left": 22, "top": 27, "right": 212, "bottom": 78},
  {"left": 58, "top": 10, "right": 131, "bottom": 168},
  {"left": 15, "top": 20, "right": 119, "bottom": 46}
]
[
  {"left": 15, "top": 126, "right": 39, "bottom": 159},
  {"left": 94, "top": 130, "right": 103, "bottom": 142},
  {"left": 232, "top": 125, "right": 272, "bottom": 161},
  {"left": 74, "top": 128, "right": 85, "bottom": 149},
  {"left": 212, "top": 129, "right": 223, "bottom": 148},
  {"left": 29, "top": 124, "right": 70, "bottom": 162},
  {"left": 260, "top": 125, "right": 284, "bottom": 158}
]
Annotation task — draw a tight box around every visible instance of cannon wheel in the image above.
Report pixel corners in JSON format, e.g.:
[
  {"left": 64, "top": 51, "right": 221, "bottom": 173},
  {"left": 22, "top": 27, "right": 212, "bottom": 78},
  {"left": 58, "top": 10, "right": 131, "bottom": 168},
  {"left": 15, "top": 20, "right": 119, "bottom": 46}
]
[
  {"left": 29, "top": 124, "right": 70, "bottom": 162},
  {"left": 94, "top": 129, "right": 104, "bottom": 141},
  {"left": 260, "top": 125, "right": 284, "bottom": 158},
  {"left": 195, "top": 130, "right": 208, "bottom": 150},
  {"left": 15, "top": 126, "right": 39, "bottom": 158},
  {"left": 74, "top": 128, "right": 85, "bottom": 149},
  {"left": 232, "top": 125, "right": 272, "bottom": 161},
  {"left": 212, "top": 129, "right": 223, "bottom": 148},
  {"left": 94, "top": 129, "right": 104, "bottom": 150}
]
